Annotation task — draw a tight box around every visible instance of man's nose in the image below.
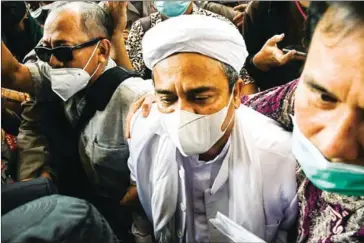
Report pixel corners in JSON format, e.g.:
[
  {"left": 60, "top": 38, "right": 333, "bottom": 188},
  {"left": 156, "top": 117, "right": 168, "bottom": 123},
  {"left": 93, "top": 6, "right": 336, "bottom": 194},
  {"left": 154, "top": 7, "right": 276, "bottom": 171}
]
[
  {"left": 178, "top": 99, "right": 195, "bottom": 113},
  {"left": 48, "top": 55, "right": 64, "bottom": 68},
  {"left": 318, "top": 111, "right": 360, "bottom": 162}
]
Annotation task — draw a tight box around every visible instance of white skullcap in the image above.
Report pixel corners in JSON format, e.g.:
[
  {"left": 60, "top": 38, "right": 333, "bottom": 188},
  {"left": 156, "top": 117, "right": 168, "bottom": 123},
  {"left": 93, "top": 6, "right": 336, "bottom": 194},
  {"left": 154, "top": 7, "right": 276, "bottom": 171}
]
[{"left": 142, "top": 15, "right": 248, "bottom": 73}]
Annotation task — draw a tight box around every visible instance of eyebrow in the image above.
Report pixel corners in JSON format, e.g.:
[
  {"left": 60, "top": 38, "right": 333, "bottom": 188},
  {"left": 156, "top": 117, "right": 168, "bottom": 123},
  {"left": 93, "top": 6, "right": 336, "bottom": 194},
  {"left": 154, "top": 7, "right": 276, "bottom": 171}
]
[
  {"left": 304, "top": 77, "right": 339, "bottom": 99},
  {"left": 155, "top": 86, "right": 217, "bottom": 96}
]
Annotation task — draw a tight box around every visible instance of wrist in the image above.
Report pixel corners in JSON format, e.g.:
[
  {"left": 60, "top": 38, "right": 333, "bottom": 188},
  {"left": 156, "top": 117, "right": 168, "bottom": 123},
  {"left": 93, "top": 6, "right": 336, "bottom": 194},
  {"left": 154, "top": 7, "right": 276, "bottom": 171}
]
[{"left": 252, "top": 53, "right": 270, "bottom": 72}]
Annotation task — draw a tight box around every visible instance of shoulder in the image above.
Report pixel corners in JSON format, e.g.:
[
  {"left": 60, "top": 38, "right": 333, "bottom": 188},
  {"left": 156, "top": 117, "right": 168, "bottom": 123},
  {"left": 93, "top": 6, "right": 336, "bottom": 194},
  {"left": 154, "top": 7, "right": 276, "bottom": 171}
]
[
  {"left": 237, "top": 105, "right": 297, "bottom": 193},
  {"left": 111, "top": 77, "right": 154, "bottom": 107},
  {"left": 237, "top": 105, "right": 293, "bottom": 159},
  {"left": 129, "top": 104, "right": 163, "bottom": 150}
]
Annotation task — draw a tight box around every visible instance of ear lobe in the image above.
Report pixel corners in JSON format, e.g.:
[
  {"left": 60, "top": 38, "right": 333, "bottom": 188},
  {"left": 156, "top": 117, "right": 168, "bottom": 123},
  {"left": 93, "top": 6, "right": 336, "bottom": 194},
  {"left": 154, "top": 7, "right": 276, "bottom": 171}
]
[{"left": 98, "top": 39, "right": 111, "bottom": 61}]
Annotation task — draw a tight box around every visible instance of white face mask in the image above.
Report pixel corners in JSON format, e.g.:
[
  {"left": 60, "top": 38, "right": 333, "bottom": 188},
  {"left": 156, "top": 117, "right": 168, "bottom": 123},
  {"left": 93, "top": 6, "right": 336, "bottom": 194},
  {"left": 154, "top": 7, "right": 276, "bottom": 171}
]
[
  {"left": 161, "top": 90, "right": 235, "bottom": 157},
  {"left": 45, "top": 41, "right": 101, "bottom": 101}
]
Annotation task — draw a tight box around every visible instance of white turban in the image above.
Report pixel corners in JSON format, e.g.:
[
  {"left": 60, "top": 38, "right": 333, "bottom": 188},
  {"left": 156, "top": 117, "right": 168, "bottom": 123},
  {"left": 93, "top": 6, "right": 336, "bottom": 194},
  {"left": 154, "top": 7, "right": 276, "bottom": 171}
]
[{"left": 142, "top": 15, "right": 248, "bottom": 73}]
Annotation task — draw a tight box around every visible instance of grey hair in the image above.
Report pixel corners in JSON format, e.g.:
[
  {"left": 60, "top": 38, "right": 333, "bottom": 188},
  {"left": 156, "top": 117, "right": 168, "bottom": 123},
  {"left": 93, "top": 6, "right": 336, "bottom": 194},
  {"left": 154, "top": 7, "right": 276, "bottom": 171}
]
[
  {"left": 221, "top": 62, "right": 239, "bottom": 93},
  {"left": 49, "top": 2, "right": 113, "bottom": 39}
]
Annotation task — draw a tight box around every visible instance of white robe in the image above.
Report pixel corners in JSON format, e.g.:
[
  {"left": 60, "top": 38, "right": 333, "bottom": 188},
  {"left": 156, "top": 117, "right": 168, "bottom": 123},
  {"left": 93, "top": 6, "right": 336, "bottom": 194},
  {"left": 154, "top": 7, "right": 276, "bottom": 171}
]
[{"left": 128, "top": 104, "right": 298, "bottom": 243}]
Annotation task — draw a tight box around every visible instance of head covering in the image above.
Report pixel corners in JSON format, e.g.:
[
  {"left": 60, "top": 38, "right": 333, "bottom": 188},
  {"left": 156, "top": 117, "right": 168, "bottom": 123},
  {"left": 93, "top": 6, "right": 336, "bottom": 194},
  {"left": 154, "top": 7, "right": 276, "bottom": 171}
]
[
  {"left": 142, "top": 15, "right": 248, "bottom": 73},
  {"left": 2, "top": 195, "right": 119, "bottom": 243}
]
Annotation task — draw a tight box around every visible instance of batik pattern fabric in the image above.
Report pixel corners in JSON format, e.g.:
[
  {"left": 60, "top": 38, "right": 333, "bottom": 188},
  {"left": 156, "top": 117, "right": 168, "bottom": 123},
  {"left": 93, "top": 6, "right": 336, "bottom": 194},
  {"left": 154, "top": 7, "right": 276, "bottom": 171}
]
[
  {"left": 296, "top": 170, "right": 364, "bottom": 243},
  {"left": 241, "top": 79, "right": 298, "bottom": 131}
]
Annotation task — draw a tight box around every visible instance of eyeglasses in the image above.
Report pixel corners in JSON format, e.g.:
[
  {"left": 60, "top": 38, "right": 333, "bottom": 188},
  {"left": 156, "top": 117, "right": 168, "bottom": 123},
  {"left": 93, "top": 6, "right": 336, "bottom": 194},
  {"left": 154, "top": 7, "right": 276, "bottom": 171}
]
[{"left": 34, "top": 37, "right": 104, "bottom": 63}]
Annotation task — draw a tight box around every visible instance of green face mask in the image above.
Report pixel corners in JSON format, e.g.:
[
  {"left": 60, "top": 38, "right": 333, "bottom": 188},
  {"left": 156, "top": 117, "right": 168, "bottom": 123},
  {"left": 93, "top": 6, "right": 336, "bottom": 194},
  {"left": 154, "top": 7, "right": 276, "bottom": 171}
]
[{"left": 292, "top": 117, "right": 364, "bottom": 196}]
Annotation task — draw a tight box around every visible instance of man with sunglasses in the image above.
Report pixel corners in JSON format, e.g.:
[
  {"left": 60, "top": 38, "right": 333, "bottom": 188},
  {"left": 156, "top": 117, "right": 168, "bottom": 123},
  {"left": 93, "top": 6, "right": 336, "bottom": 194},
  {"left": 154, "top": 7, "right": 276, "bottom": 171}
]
[{"left": 1, "top": 1, "right": 153, "bottom": 240}]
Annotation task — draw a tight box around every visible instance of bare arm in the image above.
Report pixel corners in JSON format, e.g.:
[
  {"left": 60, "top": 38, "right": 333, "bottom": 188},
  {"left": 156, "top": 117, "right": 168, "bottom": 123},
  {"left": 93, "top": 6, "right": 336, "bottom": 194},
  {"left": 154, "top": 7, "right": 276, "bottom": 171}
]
[
  {"left": 1, "top": 42, "right": 33, "bottom": 93},
  {"left": 106, "top": 1, "right": 134, "bottom": 70},
  {"left": 111, "top": 32, "right": 134, "bottom": 70}
]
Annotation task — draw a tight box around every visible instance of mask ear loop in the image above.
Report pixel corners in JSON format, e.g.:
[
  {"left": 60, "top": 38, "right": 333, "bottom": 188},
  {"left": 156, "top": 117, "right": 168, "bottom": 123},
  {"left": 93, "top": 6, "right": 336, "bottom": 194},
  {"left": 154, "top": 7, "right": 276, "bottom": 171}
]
[
  {"left": 83, "top": 41, "right": 102, "bottom": 78},
  {"left": 220, "top": 84, "right": 236, "bottom": 132}
]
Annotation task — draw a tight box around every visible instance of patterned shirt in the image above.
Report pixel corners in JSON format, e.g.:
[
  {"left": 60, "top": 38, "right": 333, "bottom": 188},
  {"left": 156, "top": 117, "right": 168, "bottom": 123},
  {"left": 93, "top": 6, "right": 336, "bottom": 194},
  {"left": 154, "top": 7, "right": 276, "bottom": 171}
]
[
  {"left": 241, "top": 79, "right": 364, "bottom": 243},
  {"left": 126, "top": 4, "right": 255, "bottom": 84}
]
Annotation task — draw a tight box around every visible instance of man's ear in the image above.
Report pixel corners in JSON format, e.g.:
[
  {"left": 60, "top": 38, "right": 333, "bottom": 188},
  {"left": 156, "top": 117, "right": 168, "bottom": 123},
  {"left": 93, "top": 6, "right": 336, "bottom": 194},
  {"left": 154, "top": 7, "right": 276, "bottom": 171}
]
[
  {"left": 233, "top": 79, "right": 244, "bottom": 108},
  {"left": 98, "top": 39, "right": 111, "bottom": 64}
]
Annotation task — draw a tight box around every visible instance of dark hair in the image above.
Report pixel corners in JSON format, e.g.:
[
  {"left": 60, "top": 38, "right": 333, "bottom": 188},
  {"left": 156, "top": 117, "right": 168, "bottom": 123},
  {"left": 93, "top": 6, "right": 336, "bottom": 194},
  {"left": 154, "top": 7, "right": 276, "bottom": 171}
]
[
  {"left": 49, "top": 2, "right": 113, "bottom": 39},
  {"left": 303, "top": 2, "right": 329, "bottom": 48}
]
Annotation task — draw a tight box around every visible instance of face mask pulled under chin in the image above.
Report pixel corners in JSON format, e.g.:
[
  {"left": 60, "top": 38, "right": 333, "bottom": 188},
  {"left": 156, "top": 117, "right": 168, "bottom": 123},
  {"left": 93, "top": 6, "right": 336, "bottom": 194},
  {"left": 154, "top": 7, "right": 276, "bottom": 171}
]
[
  {"left": 46, "top": 42, "right": 101, "bottom": 101},
  {"left": 291, "top": 116, "right": 364, "bottom": 196},
  {"left": 161, "top": 91, "right": 235, "bottom": 157}
]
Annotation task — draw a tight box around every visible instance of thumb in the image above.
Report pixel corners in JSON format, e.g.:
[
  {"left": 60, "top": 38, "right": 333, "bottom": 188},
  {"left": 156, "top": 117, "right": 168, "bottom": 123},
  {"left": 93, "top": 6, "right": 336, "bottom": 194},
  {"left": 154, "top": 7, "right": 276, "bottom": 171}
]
[
  {"left": 121, "top": 1, "right": 128, "bottom": 9},
  {"left": 266, "top": 33, "right": 285, "bottom": 46},
  {"left": 279, "top": 50, "right": 296, "bottom": 65}
]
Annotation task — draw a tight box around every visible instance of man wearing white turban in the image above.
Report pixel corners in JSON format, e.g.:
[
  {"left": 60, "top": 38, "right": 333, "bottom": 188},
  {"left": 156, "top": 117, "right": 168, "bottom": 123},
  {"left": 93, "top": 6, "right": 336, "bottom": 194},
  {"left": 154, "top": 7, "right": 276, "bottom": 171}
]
[{"left": 128, "top": 15, "right": 297, "bottom": 243}]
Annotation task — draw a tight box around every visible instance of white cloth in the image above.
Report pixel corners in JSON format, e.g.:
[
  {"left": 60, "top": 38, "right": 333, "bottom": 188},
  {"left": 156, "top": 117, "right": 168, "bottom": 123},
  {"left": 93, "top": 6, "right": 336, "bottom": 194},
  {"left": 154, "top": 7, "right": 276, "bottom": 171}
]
[
  {"left": 128, "top": 104, "right": 298, "bottom": 243},
  {"left": 142, "top": 15, "right": 248, "bottom": 73}
]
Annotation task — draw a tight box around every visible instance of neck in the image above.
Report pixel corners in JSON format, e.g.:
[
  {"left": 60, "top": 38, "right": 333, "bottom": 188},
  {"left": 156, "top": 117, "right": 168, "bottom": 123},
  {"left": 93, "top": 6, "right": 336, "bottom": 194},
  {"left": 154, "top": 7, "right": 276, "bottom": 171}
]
[{"left": 198, "top": 120, "right": 234, "bottom": 162}]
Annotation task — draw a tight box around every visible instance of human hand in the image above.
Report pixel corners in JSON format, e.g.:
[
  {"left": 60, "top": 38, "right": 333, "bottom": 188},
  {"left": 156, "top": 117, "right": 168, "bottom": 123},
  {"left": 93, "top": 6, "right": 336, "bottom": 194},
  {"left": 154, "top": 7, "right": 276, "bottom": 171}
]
[
  {"left": 125, "top": 93, "right": 156, "bottom": 139},
  {"left": 232, "top": 3, "right": 248, "bottom": 27},
  {"left": 120, "top": 186, "right": 138, "bottom": 206},
  {"left": 253, "top": 34, "right": 297, "bottom": 72},
  {"left": 104, "top": 1, "right": 128, "bottom": 33},
  {"left": 123, "top": 29, "right": 129, "bottom": 41}
]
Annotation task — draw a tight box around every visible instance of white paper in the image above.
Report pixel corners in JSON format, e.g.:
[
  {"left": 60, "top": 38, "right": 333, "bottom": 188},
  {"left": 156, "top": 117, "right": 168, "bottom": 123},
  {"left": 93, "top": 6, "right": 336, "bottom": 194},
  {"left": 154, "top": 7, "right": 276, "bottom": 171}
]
[{"left": 209, "top": 212, "right": 267, "bottom": 243}]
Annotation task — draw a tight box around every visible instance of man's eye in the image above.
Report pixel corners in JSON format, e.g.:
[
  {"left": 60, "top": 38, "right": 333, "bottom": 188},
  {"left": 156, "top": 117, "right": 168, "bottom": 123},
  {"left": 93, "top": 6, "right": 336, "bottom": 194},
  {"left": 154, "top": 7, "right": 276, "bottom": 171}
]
[
  {"left": 159, "top": 97, "right": 176, "bottom": 105},
  {"left": 320, "top": 93, "right": 337, "bottom": 103},
  {"left": 194, "top": 96, "right": 209, "bottom": 101}
]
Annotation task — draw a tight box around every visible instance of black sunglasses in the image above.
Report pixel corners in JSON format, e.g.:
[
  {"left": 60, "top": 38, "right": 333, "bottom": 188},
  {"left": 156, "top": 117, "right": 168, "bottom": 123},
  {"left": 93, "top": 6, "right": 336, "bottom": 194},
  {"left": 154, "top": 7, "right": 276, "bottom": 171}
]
[{"left": 34, "top": 37, "right": 104, "bottom": 63}]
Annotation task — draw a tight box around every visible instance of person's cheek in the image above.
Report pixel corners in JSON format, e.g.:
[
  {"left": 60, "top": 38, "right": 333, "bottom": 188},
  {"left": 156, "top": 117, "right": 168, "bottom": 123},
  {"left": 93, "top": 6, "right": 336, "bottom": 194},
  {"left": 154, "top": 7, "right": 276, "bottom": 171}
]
[{"left": 295, "top": 84, "right": 324, "bottom": 141}]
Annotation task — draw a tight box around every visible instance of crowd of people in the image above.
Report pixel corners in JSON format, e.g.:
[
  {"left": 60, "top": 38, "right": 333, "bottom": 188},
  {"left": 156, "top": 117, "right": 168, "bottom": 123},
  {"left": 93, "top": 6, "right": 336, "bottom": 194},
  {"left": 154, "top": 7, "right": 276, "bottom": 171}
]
[{"left": 1, "top": 1, "right": 363, "bottom": 243}]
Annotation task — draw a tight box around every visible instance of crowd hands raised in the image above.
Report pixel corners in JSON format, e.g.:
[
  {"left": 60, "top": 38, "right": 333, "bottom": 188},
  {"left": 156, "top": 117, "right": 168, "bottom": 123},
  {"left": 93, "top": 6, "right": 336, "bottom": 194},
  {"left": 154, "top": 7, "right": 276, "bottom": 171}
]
[{"left": 1, "top": 1, "right": 364, "bottom": 243}]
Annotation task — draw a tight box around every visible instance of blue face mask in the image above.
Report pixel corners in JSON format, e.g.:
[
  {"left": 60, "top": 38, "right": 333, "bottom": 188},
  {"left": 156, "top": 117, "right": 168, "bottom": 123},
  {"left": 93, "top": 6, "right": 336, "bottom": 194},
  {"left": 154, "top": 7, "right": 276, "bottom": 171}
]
[
  {"left": 291, "top": 116, "right": 364, "bottom": 196},
  {"left": 154, "top": 1, "right": 191, "bottom": 18}
]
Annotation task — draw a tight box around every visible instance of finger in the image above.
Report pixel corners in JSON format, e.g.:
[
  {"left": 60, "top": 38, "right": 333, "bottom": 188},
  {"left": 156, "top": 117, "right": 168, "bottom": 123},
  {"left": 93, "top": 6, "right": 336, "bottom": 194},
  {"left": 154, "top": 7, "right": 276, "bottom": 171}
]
[
  {"left": 125, "top": 96, "right": 146, "bottom": 139},
  {"left": 292, "top": 54, "right": 306, "bottom": 61},
  {"left": 233, "top": 12, "right": 244, "bottom": 23},
  {"left": 233, "top": 3, "right": 248, "bottom": 11},
  {"left": 266, "top": 33, "right": 285, "bottom": 46},
  {"left": 236, "top": 20, "right": 244, "bottom": 27},
  {"left": 125, "top": 111, "right": 132, "bottom": 139},
  {"left": 141, "top": 94, "right": 156, "bottom": 117},
  {"left": 279, "top": 50, "right": 296, "bottom": 65}
]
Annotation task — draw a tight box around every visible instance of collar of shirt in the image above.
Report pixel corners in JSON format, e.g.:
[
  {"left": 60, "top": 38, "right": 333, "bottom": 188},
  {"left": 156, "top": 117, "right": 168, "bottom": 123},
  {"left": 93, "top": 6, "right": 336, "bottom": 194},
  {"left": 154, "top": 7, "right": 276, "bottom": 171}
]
[{"left": 188, "top": 137, "right": 231, "bottom": 168}]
